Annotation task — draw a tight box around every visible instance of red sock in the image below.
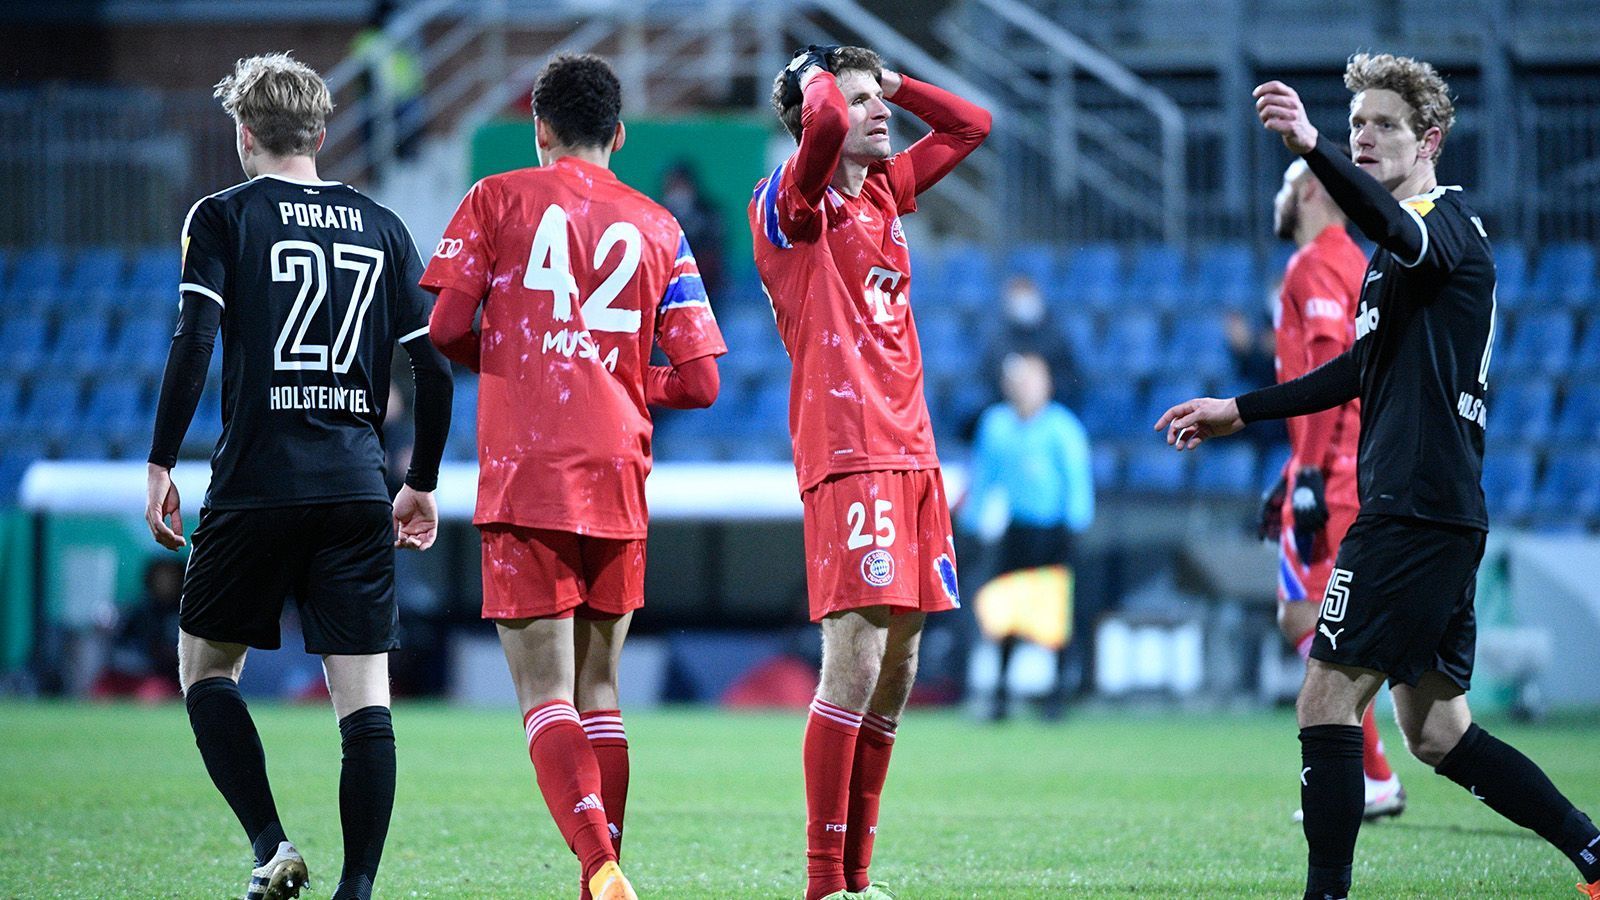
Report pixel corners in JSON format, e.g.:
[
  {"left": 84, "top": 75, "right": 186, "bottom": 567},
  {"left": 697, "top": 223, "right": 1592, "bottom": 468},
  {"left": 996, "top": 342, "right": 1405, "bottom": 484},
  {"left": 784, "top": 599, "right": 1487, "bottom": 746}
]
[
  {"left": 581, "top": 709, "right": 630, "bottom": 858},
  {"left": 804, "top": 697, "right": 861, "bottom": 900},
  {"left": 844, "top": 712, "right": 897, "bottom": 892},
  {"left": 1361, "top": 702, "right": 1394, "bottom": 781},
  {"left": 524, "top": 701, "right": 615, "bottom": 884}
]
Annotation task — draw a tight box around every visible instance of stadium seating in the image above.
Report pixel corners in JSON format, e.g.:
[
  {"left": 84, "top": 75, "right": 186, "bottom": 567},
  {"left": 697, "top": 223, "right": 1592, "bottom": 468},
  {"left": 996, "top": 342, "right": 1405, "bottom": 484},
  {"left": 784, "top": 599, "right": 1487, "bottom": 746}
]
[{"left": 0, "top": 241, "right": 1594, "bottom": 529}]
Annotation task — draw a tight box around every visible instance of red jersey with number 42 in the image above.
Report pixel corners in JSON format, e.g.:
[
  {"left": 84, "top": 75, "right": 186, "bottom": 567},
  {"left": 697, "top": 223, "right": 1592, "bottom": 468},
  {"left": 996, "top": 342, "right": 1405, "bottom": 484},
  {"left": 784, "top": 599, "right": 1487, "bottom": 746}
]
[
  {"left": 751, "top": 152, "right": 936, "bottom": 491},
  {"left": 421, "top": 157, "right": 725, "bottom": 538}
]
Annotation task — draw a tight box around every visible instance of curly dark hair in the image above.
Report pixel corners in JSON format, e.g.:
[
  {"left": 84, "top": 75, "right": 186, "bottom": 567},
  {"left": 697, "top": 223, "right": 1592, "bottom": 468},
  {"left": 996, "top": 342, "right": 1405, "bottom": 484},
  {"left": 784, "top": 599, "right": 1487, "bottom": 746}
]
[
  {"left": 771, "top": 45, "right": 883, "bottom": 143},
  {"left": 532, "top": 53, "right": 622, "bottom": 150},
  {"left": 1344, "top": 52, "right": 1456, "bottom": 163}
]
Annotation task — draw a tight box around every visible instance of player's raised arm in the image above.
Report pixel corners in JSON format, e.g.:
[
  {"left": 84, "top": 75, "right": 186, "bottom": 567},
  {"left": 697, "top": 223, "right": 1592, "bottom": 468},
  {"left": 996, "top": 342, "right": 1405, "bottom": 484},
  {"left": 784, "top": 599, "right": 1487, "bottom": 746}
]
[
  {"left": 1155, "top": 349, "right": 1362, "bottom": 450},
  {"left": 781, "top": 49, "right": 850, "bottom": 210},
  {"left": 886, "top": 70, "right": 992, "bottom": 195},
  {"left": 1254, "top": 80, "right": 1425, "bottom": 264}
]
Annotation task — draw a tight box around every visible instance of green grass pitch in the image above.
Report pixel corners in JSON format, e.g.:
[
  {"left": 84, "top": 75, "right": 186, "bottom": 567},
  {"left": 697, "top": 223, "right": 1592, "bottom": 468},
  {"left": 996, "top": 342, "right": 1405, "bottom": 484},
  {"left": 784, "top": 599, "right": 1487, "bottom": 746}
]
[{"left": 1, "top": 702, "right": 1596, "bottom": 897}]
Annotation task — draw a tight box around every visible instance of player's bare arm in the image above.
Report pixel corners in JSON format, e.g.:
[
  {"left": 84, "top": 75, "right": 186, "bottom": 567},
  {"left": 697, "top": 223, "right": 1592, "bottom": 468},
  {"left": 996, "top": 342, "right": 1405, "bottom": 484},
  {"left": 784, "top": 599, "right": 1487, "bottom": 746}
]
[
  {"left": 145, "top": 463, "right": 185, "bottom": 550},
  {"left": 391, "top": 485, "right": 438, "bottom": 551},
  {"left": 1153, "top": 397, "right": 1243, "bottom": 450}
]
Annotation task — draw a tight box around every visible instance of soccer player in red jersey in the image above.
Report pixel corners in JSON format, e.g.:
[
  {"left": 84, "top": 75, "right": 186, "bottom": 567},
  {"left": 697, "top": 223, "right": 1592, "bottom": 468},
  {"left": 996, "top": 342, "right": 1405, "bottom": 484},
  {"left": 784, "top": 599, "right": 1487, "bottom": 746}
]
[
  {"left": 1268, "top": 158, "right": 1403, "bottom": 822},
  {"left": 422, "top": 54, "right": 725, "bottom": 900},
  {"left": 750, "top": 45, "right": 990, "bottom": 900}
]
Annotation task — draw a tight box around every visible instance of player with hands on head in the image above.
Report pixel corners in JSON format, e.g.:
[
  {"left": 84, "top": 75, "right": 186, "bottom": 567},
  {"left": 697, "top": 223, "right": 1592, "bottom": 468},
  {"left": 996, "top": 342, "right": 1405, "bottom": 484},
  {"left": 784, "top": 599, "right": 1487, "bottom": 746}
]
[
  {"left": 751, "top": 42, "right": 990, "bottom": 900},
  {"left": 146, "top": 52, "right": 452, "bottom": 900},
  {"left": 423, "top": 52, "right": 724, "bottom": 900},
  {"left": 1159, "top": 54, "right": 1600, "bottom": 900}
]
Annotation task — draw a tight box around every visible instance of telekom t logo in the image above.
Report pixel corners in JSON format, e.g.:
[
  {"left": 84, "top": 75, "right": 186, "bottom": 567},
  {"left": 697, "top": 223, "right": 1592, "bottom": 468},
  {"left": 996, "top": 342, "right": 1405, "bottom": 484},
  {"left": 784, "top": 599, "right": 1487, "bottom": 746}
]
[{"left": 863, "top": 266, "right": 907, "bottom": 323}]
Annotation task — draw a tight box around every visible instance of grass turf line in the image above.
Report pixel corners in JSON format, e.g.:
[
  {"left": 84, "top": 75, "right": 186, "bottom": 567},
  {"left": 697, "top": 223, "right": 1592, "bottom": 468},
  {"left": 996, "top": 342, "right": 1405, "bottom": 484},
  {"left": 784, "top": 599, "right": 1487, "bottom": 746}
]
[{"left": 0, "top": 702, "right": 1596, "bottom": 898}]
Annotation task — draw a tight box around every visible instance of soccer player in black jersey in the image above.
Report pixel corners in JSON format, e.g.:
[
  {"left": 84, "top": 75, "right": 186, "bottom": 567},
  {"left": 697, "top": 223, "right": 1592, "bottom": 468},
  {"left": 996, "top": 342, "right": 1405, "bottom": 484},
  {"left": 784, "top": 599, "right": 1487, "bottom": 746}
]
[
  {"left": 143, "top": 53, "right": 452, "bottom": 900},
  {"left": 1156, "top": 53, "right": 1600, "bottom": 900}
]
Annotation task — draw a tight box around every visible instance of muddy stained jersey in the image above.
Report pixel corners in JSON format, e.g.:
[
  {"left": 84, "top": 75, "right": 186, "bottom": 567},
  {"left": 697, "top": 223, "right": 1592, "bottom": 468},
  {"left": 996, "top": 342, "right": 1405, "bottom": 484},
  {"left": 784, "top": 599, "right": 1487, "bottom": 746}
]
[
  {"left": 1276, "top": 224, "right": 1365, "bottom": 469},
  {"left": 177, "top": 173, "right": 432, "bottom": 509},
  {"left": 750, "top": 152, "right": 936, "bottom": 491},
  {"left": 421, "top": 157, "right": 725, "bottom": 539}
]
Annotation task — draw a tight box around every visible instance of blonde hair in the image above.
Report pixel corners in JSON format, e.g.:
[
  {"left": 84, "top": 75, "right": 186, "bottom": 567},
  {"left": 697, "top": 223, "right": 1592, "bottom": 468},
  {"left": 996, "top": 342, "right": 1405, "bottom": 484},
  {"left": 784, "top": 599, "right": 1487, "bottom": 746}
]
[
  {"left": 771, "top": 46, "right": 884, "bottom": 143},
  {"left": 214, "top": 52, "right": 333, "bottom": 157},
  {"left": 1344, "top": 52, "right": 1455, "bottom": 162}
]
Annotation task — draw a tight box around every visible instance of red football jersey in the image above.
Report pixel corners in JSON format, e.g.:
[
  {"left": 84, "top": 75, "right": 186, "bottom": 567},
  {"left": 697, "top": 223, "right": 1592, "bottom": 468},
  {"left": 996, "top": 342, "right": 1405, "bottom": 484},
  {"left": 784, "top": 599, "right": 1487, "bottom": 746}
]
[
  {"left": 421, "top": 157, "right": 725, "bottom": 538},
  {"left": 1275, "top": 224, "right": 1366, "bottom": 470},
  {"left": 751, "top": 153, "right": 933, "bottom": 491}
]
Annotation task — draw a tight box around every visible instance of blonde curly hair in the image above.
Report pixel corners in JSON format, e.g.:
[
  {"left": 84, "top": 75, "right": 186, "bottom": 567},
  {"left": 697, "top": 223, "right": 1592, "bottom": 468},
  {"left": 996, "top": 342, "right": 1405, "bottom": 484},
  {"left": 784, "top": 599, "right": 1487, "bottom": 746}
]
[{"left": 1344, "top": 53, "right": 1456, "bottom": 162}]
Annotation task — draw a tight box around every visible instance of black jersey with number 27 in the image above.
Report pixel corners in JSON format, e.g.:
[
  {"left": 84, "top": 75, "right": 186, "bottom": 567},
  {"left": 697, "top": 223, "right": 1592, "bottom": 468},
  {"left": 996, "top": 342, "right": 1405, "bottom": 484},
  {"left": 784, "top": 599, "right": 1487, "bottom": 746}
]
[
  {"left": 178, "top": 173, "right": 433, "bottom": 510},
  {"left": 1351, "top": 185, "right": 1496, "bottom": 530}
]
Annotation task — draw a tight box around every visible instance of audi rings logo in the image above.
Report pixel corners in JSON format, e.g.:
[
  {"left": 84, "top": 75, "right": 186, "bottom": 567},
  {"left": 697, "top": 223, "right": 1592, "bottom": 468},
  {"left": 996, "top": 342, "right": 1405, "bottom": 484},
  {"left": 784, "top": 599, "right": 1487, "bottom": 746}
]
[{"left": 434, "top": 237, "right": 463, "bottom": 259}]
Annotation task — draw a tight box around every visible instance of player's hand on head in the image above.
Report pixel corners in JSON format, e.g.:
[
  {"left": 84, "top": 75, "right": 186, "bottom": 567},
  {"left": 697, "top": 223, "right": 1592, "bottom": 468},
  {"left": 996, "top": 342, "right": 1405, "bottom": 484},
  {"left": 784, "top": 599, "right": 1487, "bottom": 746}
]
[
  {"left": 1153, "top": 397, "right": 1244, "bottom": 450},
  {"left": 1253, "top": 80, "right": 1318, "bottom": 154},
  {"left": 392, "top": 485, "right": 438, "bottom": 551},
  {"left": 145, "top": 463, "right": 186, "bottom": 550},
  {"left": 782, "top": 44, "right": 840, "bottom": 106},
  {"left": 878, "top": 68, "right": 904, "bottom": 99}
]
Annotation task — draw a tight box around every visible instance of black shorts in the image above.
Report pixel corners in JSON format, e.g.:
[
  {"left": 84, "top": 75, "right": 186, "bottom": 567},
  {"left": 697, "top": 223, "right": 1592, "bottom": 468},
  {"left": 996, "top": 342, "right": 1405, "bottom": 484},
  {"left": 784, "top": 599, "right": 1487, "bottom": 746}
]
[
  {"left": 997, "top": 523, "right": 1073, "bottom": 574},
  {"left": 180, "top": 500, "right": 398, "bottom": 655},
  {"left": 1309, "top": 513, "right": 1486, "bottom": 689}
]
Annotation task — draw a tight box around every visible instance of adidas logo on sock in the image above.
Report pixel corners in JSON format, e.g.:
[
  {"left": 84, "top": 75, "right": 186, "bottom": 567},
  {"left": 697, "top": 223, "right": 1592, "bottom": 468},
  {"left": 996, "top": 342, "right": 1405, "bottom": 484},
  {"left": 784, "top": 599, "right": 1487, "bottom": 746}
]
[{"left": 573, "top": 793, "right": 604, "bottom": 815}]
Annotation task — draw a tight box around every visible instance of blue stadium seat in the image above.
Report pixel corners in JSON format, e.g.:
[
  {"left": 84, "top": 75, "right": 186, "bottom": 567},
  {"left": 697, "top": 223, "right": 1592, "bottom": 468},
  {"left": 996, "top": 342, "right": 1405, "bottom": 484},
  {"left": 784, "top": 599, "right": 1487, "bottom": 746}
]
[
  {"left": 1123, "top": 243, "right": 1185, "bottom": 309},
  {"left": 1188, "top": 243, "right": 1256, "bottom": 311},
  {"left": 1090, "top": 444, "right": 1120, "bottom": 491},
  {"left": 65, "top": 247, "right": 127, "bottom": 298},
  {"left": 0, "top": 315, "right": 50, "bottom": 372},
  {"left": 1571, "top": 319, "right": 1600, "bottom": 376},
  {"left": 1162, "top": 311, "right": 1232, "bottom": 380},
  {"left": 1059, "top": 244, "right": 1121, "bottom": 309},
  {"left": 17, "top": 379, "right": 82, "bottom": 443},
  {"left": 46, "top": 315, "right": 112, "bottom": 376},
  {"left": 1123, "top": 445, "right": 1189, "bottom": 492},
  {"left": 0, "top": 380, "right": 21, "bottom": 431},
  {"left": 1498, "top": 311, "right": 1574, "bottom": 377},
  {"left": 3, "top": 247, "right": 65, "bottom": 304},
  {"left": 82, "top": 380, "right": 147, "bottom": 450},
  {"left": 446, "top": 376, "right": 477, "bottom": 461},
  {"left": 935, "top": 241, "right": 996, "bottom": 309},
  {"left": 1526, "top": 242, "right": 1596, "bottom": 307},
  {"left": 0, "top": 451, "right": 33, "bottom": 503},
  {"left": 1492, "top": 241, "right": 1528, "bottom": 309},
  {"left": 1553, "top": 384, "right": 1600, "bottom": 444},
  {"left": 1001, "top": 242, "right": 1062, "bottom": 297},
  {"left": 184, "top": 381, "right": 224, "bottom": 454},
  {"left": 1488, "top": 379, "right": 1555, "bottom": 446},
  {"left": 127, "top": 247, "right": 178, "bottom": 294},
  {"left": 1481, "top": 448, "right": 1535, "bottom": 524},
  {"left": 1098, "top": 312, "right": 1163, "bottom": 379},
  {"left": 110, "top": 314, "right": 175, "bottom": 379},
  {"left": 916, "top": 309, "right": 965, "bottom": 378},
  {"left": 1190, "top": 443, "right": 1258, "bottom": 495},
  {"left": 1533, "top": 449, "right": 1600, "bottom": 523},
  {"left": 1078, "top": 381, "right": 1139, "bottom": 440}
]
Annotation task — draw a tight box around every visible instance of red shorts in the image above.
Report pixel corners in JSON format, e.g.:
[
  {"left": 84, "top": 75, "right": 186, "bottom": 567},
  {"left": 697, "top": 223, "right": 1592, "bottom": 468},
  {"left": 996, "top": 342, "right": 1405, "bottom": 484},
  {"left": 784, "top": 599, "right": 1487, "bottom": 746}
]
[
  {"left": 800, "top": 468, "right": 961, "bottom": 623},
  {"left": 1278, "top": 468, "right": 1359, "bottom": 604},
  {"left": 479, "top": 524, "right": 645, "bottom": 621}
]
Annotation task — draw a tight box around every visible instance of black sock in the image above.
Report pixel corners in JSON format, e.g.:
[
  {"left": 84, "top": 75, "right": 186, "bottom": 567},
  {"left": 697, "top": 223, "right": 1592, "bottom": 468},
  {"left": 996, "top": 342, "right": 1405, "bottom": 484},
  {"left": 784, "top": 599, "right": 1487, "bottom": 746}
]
[
  {"left": 184, "top": 676, "right": 287, "bottom": 866},
  {"left": 1300, "top": 724, "right": 1364, "bottom": 900},
  {"left": 332, "top": 705, "right": 396, "bottom": 900},
  {"left": 1435, "top": 723, "right": 1600, "bottom": 882}
]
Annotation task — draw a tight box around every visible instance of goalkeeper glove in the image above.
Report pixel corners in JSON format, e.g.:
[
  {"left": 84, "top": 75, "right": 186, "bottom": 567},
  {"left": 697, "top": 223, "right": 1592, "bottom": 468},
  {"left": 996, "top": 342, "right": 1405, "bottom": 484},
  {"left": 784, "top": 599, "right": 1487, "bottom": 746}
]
[
  {"left": 1291, "top": 466, "right": 1329, "bottom": 563},
  {"left": 1257, "top": 472, "right": 1286, "bottom": 542},
  {"left": 780, "top": 44, "right": 840, "bottom": 108}
]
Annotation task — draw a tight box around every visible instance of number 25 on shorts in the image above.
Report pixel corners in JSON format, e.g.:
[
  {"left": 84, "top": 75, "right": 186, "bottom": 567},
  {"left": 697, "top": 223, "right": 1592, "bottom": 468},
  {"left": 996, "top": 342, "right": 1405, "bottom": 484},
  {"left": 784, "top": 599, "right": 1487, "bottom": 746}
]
[{"left": 846, "top": 500, "right": 896, "bottom": 550}]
